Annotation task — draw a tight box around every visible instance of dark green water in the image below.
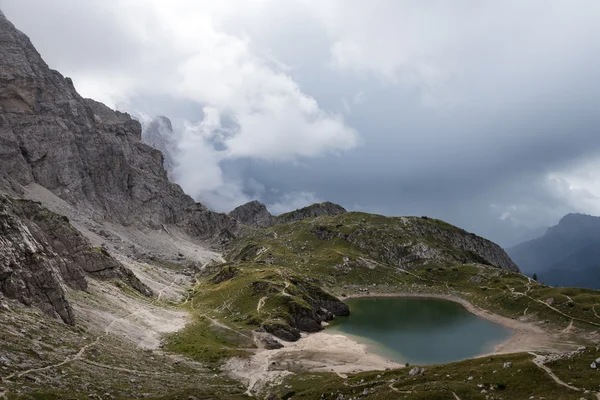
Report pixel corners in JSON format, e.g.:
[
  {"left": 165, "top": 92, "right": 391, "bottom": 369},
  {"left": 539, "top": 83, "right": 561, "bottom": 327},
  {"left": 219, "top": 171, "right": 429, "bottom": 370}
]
[{"left": 326, "top": 297, "right": 511, "bottom": 365}]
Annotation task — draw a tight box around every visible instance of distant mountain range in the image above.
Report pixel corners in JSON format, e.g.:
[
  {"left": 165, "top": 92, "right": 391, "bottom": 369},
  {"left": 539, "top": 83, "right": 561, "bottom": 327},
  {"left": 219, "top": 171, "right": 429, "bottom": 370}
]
[{"left": 507, "top": 213, "right": 600, "bottom": 289}]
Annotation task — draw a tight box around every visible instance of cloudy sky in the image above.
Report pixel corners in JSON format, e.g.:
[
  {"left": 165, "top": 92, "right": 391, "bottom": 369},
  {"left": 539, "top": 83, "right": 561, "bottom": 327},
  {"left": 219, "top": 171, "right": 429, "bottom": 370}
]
[{"left": 3, "top": 0, "right": 600, "bottom": 247}]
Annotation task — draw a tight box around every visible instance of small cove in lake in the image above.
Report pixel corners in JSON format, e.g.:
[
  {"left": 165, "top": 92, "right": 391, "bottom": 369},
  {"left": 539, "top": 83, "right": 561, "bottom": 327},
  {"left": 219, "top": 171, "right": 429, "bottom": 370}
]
[{"left": 326, "top": 297, "right": 512, "bottom": 365}]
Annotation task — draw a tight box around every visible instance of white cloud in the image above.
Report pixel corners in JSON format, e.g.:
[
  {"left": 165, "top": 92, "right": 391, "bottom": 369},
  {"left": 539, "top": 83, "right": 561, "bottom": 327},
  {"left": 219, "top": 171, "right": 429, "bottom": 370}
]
[
  {"left": 0, "top": 0, "right": 358, "bottom": 210},
  {"left": 547, "top": 157, "right": 600, "bottom": 216},
  {"left": 311, "top": 0, "right": 600, "bottom": 107}
]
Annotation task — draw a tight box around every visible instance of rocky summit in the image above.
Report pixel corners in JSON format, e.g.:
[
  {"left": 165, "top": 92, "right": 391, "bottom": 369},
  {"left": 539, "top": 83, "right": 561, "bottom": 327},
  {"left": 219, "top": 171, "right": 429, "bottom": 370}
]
[
  {"left": 1, "top": 8, "right": 600, "bottom": 400},
  {"left": 0, "top": 10, "right": 236, "bottom": 240},
  {"left": 229, "top": 200, "right": 275, "bottom": 228}
]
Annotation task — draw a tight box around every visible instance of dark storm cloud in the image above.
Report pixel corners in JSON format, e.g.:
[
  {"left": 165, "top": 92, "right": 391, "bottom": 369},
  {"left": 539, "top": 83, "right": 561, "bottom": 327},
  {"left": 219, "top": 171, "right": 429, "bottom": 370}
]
[{"left": 2, "top": 0, "right": 600, "bottom": 246}]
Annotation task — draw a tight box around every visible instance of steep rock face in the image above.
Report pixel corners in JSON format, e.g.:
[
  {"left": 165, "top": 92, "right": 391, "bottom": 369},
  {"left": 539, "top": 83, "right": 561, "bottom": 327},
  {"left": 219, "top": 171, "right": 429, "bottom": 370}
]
[
  {"left": 276, "top": 202, "right": 346, "bottom": 224},
  {"left": 0, "top": 195, "right": 152, "bottom": 325},
  {"left": 260, "top": 278, "right": 349, "bottom": 341},
  {"left": 229, "top": 200, "right": 275, "bottom": 228},
  {"left": 0, "top": 10, "right": 237, "bottom": 241},
  {"left": 141, "top": 116, "right": 177, "bottom": 174}
]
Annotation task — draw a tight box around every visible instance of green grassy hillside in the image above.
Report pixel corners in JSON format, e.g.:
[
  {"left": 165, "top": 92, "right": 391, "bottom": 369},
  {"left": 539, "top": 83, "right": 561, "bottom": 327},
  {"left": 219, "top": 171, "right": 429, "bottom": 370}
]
[{"left": 161, "top": 212, "right": 600, "bottom": 399}]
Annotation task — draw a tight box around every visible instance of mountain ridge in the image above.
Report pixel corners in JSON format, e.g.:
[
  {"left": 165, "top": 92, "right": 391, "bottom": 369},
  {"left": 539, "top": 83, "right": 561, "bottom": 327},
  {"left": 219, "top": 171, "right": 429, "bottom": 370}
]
[
  {"left": 508, "top": 212, "right": 600, "bottom": 288},
  {"left": 2, "top": 8, "right": 600, "bottom": 400},
  {"left": 0, "top": 10, "right": 237, "bottom": 242}
]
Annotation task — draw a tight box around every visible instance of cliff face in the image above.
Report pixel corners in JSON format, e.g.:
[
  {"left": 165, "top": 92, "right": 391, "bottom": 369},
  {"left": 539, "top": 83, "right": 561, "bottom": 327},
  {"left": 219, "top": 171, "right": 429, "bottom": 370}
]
[
  {"left": 229, "top": 200, "right": 275, "bottom": 228},
  {"left": 229, "top": 200, "right": 347, "bottom": 229},
  {"left": 0, "top": 10, "right": 237, "bottom": 241},
  {"left": 0, "top": 195, "right": 151, "bottom": 325}
]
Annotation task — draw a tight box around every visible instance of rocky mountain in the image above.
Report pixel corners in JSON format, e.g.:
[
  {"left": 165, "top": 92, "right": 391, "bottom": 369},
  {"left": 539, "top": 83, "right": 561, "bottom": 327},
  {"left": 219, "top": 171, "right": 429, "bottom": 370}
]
[
  {"left": 229, "top": 200, "right": 275, "bottom": 228},
  {"left": 508, "top": 213, "right": 600, "bottom": 288},
  {"left": 0, "top": 194, "right": 151, "bottom": 325},
  {"left": 229, "top": 200, "right": 347, "bottom": 228},
  {"left": 232, "top": 213, "right": 519, "bottom": 272},
  {"left": 141, "top": 116, "right": 178, "bottom": 174},
  {"left": 276, "top": 201, "right": 347, "bottom": 224},
  {"left": 2, "top": 9, "right": 600, "bottom": 400},
  {"left": 0, "top": 10, "right": 237, "bottom": 241}
]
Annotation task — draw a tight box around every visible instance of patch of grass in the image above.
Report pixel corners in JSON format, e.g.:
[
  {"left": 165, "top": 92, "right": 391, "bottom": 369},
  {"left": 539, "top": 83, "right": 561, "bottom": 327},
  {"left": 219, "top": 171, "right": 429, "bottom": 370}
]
[
  {"left": 276, "top": 353, "right": 595, "bottom": 399},
  {"left": 163, "top": 316, "right": 253, "bottom": 366},
  {"left": 547, "top": 347, "right": 600, "bottom": 391}
]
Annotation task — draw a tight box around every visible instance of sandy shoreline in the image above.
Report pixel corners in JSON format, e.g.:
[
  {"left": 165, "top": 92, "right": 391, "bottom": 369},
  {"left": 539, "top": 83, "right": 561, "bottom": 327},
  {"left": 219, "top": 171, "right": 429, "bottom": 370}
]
[
  {"left": 227, "top": 292, "right": 580, "bottom": 395},
  {"left": 342, "top": 292, "right": 578, "bottom": 355}
]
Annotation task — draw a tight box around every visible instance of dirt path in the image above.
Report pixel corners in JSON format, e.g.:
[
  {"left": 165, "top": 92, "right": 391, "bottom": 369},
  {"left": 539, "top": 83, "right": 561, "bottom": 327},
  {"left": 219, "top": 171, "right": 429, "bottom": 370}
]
[
  {"left": 4, "top": 308, "right": 141, "bottom": 381},
  {"left": 203, "top": 315, "right": 255, "bottom": 342},
  {"left": 451, "top": 391, "right": 461, "bottom": 400},
  {"left": 3, "top": 279, "right": 178, "bottom": 382},
  {"left": 157, "top": 278, "right": 179, "bottom": 301},
  {"left": 530, "top": 296, "right": 600, "bottom": 327},
  {"left": 529, "top": 352, "right": 600, "bottom": 399},
  {"left": 504, "top": 283, "right": 600, "bottom": 328},
  {"left": 593, "top": 306, "right": 600, "bottom": 320},
  {"left": 529, "top": 352, "right": 581, "bottom": 392}
]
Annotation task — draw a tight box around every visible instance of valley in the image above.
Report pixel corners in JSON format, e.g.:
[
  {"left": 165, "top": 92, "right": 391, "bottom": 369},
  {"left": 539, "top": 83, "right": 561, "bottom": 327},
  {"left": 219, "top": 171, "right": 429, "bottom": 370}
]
[{"left": 0, "top": 7, "right": 599, "bottom": 400}]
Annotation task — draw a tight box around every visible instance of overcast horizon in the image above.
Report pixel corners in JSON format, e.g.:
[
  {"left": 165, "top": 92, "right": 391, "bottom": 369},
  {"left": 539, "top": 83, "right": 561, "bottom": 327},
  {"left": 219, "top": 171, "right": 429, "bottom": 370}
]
[{"left": 3, "top": 0, "right": 600, "bottom": 247}]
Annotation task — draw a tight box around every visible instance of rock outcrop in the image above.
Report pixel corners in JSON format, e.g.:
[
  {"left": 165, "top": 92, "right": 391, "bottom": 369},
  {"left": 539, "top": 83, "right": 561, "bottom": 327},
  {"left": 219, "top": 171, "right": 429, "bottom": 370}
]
[
  {"left": 276, "top": 202, "right": 347, "bottom": 224},
  {"left": 0, "top": 10, "right": 237, "bottom": 241},
  {"left": 141, "top": 116, "right": 178, "bottom": 174},
  {"left": 229, "top": 200, "right": 275, "bottom": 228},
  {"left": 0, "top": 195, "right": 152, "bottom": 325},
  {"left": 253, "top": 276, "right": 349, "bottom": 341},
  {"left": 229, "top": 200, "right": 347, "bottom": 229},
  {"left": 341, "top": 216, "right": 519, "bottom": 272}
]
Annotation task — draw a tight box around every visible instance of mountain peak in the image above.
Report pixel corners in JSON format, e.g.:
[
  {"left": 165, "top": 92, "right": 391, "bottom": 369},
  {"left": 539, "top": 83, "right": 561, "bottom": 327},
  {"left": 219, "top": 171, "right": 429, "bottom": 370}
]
[
  {"left": 0, "top": 13, "right": 237, "bottom": 239},
  {"left": 276, "top": 201, "right": 346, "bottom": 224},
  {"left": 229, "top": 200, "right": 274, "bottom": 227},
  {"left": 557, "top": 212, "right": 598, "bottom": 225}
]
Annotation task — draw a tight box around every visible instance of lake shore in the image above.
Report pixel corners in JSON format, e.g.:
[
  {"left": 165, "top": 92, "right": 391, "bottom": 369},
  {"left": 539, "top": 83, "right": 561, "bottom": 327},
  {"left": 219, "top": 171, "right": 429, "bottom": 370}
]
[
  {"left": 226, "top": 291, "right": 580, "bottom": 395},
  {"left": 342, "top": 292, "right": 578, "bottom": 355}
]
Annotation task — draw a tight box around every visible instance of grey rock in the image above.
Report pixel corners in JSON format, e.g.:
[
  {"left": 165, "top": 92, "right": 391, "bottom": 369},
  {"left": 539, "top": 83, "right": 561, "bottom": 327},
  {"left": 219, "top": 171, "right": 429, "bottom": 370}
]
[
  {"left": 503, "top": 362, "right": 512, "bottom": 368},
  {"left": 229, "top": 200, "right": 275, "bottom": 228},
  {"left": 0, "top": 195, "right": 152, "bottom": 324},
  {"left": 230, "top": 200, "right": 346, "bottom": 228},
  {"left": 591, "top": 362, "right": 597, "bottom": 369},
  {"left": 409, "top": 367, "right": 420, "bottom": 376},
  {"left": 258, "top": 335, "right": 283, "bottom": 350},
  {"left": 276, "top": 202, "right": 347, "bottom": 224},
  {"left": 0, "top": 11, "right": 238, "bottom": 243}
]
